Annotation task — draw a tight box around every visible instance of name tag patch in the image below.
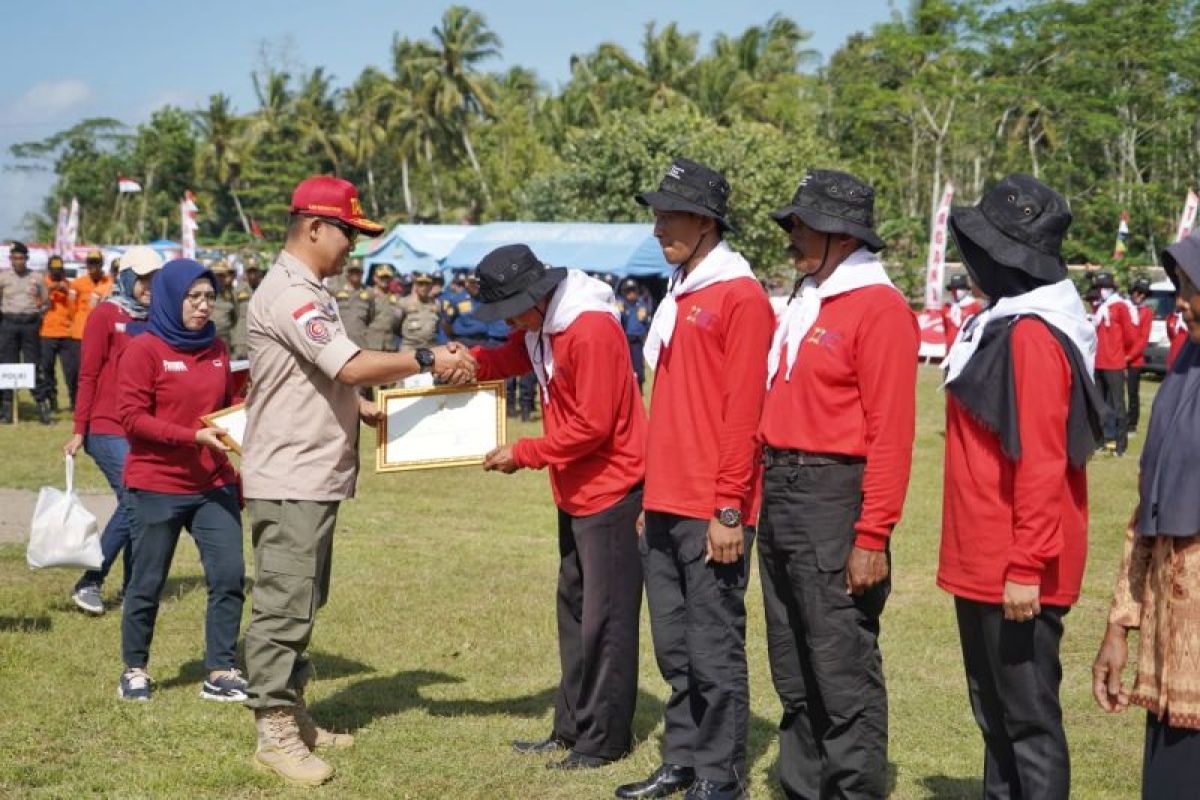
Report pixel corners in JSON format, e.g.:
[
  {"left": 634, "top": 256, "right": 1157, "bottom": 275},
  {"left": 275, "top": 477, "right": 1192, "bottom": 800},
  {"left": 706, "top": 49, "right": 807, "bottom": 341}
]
[{"left": 162, "top": 360, "right": 187, "bottom": 372}]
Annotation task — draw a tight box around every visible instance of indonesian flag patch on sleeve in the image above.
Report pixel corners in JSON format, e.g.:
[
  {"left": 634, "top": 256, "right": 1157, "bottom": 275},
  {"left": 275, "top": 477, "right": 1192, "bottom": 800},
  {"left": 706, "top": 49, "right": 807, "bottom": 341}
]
[{"left": 292, "top": 301, "right": 333, "bottom": 344}]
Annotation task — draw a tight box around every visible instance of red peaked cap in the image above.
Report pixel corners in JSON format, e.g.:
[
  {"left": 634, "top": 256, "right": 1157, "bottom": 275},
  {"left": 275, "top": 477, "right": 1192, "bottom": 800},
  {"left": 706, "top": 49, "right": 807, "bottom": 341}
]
[{"left": 289, "top": 176, "right": 384, "bottom": 236}]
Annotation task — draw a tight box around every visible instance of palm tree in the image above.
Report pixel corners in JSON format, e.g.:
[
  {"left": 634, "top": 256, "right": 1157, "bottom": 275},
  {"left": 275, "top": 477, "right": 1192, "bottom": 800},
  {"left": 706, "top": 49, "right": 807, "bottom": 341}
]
[
  {"left": 422, "top": 5, "right": 501, "bottom": 207},
  {"left": 295, "top": 67, "right": 342, "bottom": 173},
  {"left": 336, "top": 68, "right": 390, "bottom": 216},
  {"left": 390, "top": 35, "right": 449, "bottom": 219},
  {"left": 193, "top": 93, "right": 251, "bottom": 234}
]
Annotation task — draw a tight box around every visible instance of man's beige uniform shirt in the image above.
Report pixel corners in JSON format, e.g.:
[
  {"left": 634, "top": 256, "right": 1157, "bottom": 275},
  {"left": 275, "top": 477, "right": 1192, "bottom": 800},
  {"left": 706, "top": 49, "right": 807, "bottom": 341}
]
[
  {"left": 0, "top": 269, "right": 46, "bottom": 314},
  {"left": 242, "top": 251, "right": 362, "bottom": 501}
]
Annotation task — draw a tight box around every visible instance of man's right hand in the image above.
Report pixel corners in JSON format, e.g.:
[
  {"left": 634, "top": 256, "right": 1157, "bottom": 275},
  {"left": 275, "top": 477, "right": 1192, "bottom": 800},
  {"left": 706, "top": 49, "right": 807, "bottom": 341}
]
[
  {"left": 63, "top": 434, "right": 84, "bottom": 457},
  {"left": 1092, "top": 623, "right": 1130, "bottom": 713},
  {"left": 433, "top": 342, "right": 478, "bottom": 385}
]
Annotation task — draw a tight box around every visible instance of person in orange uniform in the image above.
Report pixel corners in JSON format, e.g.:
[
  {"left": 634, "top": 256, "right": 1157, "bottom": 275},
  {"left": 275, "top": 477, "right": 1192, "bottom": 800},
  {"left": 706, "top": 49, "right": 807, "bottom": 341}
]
[
  {"left": 38, "top": 255, "right": 75, "bottom": 423},
  {"left": 67, "top": 250, "right": 113, "bottom": 409},
  {"left": 758, "top": 169, "right": 918, "bottom": 799}
]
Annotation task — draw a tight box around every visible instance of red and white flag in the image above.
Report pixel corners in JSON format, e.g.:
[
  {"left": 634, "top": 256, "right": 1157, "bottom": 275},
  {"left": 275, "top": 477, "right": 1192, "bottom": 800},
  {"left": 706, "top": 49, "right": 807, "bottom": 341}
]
[
  {"left": 1175, "top": 189, "right": 1198, "bottom": 242},
  {"left": 918, "top": 182, "right": 954, "bottom": 361},
  {"left": 117, "top": 176, "right": 142, "bottom": 193},
  {"left": 181, "top": 190, "right": 199, "bottom": 259},
  {"left": 64, "top": 198, "right": 80, "bottom": 255},
  {"left": 54, "top": 206, "right": 68, "bottom": 255}
]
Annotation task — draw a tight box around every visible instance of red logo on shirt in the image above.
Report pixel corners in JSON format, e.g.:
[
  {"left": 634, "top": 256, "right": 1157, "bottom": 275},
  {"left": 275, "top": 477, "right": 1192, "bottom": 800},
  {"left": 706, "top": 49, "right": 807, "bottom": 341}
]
[
  {"left": 306, "top": 319, "right": 331, "bottom": 344},
  {"left": 685, "top": 305, "right": 719, "bottom": 330},
  {"left": 805, "top": 327, "right": 845, "bottom": 352}
]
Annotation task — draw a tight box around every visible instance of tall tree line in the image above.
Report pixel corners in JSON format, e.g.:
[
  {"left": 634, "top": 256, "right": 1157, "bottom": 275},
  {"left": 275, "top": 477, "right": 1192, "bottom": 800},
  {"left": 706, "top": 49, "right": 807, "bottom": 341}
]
[{"left": 10, "top": 1, "right": 1200, "bottom": 286}]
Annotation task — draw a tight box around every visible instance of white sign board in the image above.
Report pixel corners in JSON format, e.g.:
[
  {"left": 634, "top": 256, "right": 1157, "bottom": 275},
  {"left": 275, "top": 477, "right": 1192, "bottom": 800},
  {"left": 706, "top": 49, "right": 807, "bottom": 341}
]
[{"left": 0, "top": 364, "right": 35, "bottom": 390}]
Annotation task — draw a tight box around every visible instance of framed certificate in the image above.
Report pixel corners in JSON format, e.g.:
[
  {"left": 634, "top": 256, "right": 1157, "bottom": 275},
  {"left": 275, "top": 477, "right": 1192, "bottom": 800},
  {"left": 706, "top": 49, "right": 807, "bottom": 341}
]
[
  {"left": 376, "top": 381, "right": 507, "bottom": 472},
  {"left": 200, "top": 403, "right": 247, "bottom": 454}
]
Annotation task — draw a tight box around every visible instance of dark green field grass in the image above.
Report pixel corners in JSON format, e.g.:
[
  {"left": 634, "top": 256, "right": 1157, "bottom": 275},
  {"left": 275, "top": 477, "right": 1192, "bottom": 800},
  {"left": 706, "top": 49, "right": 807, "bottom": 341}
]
[{"left": 0, "top": 367, "right": 1148, "bottom": 797}]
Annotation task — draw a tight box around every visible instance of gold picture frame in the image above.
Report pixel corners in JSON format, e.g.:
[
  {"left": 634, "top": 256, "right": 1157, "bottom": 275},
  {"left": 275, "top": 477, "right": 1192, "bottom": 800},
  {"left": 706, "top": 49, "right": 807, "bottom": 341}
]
[
  {"left": 200, "top": 403, "right": 247, "bottom": 455},
  {"left": 375, "top": 381, "right": 507, "bottom": 472}
]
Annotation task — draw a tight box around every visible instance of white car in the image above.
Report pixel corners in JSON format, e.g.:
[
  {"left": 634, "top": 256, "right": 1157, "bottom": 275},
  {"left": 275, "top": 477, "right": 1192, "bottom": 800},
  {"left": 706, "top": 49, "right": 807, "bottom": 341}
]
[{"left": 1143, "top": 280, "right": 1176, "bottom": 375}]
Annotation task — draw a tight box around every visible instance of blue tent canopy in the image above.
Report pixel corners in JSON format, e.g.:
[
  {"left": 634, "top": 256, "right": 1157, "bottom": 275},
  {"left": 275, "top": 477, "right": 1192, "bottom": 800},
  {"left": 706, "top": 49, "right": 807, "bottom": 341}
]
[
  {"left": 440, "top": 222, "right": 672, "bottom": 278},
  {"left": 361, "top": 224, "right": 473, "bottom": 275}
]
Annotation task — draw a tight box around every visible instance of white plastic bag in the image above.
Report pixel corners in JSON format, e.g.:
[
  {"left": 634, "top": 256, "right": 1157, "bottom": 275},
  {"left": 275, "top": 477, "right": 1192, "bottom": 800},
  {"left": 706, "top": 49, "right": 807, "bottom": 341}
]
[{"left": 27, "top": 455, "right": 102, "bottom": 570}]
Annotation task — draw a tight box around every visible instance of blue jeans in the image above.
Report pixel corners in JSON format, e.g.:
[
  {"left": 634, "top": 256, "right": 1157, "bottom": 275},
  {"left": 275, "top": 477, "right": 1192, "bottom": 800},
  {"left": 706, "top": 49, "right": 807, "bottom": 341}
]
[
  {"left": 76, "top": 434, "right": 133, "bottom": 591},
  {"left": 122, "top": 486, "right": 245, "bottom": 671}
]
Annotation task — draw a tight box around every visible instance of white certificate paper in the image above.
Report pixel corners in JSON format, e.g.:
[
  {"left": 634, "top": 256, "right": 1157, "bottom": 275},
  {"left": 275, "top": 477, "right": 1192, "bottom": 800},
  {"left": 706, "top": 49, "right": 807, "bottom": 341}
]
[{"left": 377, "top": 382, "right": 506, "bottom": 472}]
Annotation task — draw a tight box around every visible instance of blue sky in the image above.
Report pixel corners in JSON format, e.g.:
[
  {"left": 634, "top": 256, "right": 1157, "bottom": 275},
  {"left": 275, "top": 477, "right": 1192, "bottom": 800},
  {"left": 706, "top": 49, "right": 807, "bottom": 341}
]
[{"left": 0, "top": 0, "right": 897, "bottom": 238}]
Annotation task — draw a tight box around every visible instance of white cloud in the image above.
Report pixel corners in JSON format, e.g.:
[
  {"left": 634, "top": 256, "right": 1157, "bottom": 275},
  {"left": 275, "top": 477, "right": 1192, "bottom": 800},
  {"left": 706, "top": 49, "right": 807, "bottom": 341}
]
[{"left": 4, "top": 80, "right": 95, "bottom": 125}]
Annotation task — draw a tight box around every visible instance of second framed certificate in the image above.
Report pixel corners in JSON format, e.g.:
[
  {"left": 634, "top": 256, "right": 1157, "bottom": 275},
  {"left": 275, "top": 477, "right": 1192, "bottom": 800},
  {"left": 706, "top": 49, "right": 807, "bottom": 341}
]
[{"left": 376, "top": 381, "right": 507, "bottom": 472}]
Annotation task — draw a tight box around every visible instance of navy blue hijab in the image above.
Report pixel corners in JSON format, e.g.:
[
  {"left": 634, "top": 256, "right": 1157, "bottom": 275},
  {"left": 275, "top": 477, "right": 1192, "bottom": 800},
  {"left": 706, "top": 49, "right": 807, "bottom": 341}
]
[{"left": 128, "top": 258, "right": 217, "bottom": 352}]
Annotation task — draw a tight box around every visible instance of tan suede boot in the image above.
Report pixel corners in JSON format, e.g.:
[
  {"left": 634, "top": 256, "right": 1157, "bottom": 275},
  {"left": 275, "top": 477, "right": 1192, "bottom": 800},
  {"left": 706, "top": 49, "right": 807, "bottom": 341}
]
[
  {"left": 254, "top": 708, "right": 335, "bottom": 787},
  {"left": 295, "top": 696, "right": 355, "bottom": 750}
]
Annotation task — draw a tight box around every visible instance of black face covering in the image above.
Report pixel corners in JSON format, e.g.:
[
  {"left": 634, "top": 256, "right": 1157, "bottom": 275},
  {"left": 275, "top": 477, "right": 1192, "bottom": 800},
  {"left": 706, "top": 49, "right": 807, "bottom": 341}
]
[{"left": 956, "top": 231, "right": 1045, "bottom": 300}]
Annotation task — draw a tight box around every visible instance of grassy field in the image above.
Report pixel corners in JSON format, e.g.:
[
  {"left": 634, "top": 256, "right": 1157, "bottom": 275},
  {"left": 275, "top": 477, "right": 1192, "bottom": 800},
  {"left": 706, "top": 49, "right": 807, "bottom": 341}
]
[{"left": 0, "top": 367, "right": 1149, "bottom": 798}]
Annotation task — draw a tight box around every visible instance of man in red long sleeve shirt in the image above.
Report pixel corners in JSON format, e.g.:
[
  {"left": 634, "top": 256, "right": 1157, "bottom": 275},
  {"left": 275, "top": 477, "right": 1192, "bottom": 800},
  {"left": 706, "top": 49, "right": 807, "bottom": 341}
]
[
  {"left": 1124, "top": 277, "right": 1154, "bottom": 433},
  {"left": 758, "top": 169, "right": 916, "bottom": 799},
  {"left": 467, "top": 244, "right": 647, "bottom": 772},
  {"left": 615, "top": 159, "right": 773, "bottom": 800},
  {"left": 1089, "top": 270, "right": 1135, "bottom": 455},
  {"left": 941, "top": 174, "right": 1104, "bottom": 799}
]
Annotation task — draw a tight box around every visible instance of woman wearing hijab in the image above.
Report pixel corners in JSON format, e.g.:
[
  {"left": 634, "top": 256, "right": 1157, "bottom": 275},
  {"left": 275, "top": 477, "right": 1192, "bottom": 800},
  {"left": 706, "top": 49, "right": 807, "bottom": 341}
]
[
  {"left": 1093, "top": 230, "right": 1200, "bottom": 799},
  {"left": 64, "top": 246, "right": 163, "bottom": 616},
  {"left": 116, "top": 259, "right": 245, "bottom": 703},
  {"left": 938, "top": 175, "right": 1104, "bottom": 799}
]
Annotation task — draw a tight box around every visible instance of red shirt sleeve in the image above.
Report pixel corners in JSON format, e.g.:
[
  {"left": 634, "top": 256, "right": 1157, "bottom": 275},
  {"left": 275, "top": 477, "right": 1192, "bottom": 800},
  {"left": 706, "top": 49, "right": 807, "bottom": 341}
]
[
  {"left": 118, "top": 339, "right": 202, "bottom": 446},
  {"left": 513, "top": 317, "right": 621, "bottom": 470},
  {"left": 473, "top": 330, "right": 533, "bottom": 381},
  {"left": 1007, "top": 319, "right": 1071, "bottom": 584},
  {"left": 1116, "top": 303, "right": 1136, "bottom": 363},
  {"left": 73, "top": 307, "right": 111, "bottom": 435},
  {"left": 853, "top": 303, "right": 919, "bottom": 549},
  {"left": 713, "top": 289, "right": 774, "bottom": 511}
]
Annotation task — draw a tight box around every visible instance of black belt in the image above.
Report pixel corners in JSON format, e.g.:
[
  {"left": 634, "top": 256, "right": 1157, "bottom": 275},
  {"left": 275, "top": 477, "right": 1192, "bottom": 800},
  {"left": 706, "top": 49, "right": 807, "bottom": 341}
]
[
  {"left": 1, "top": 313, "right": 40, "bottom": 323},
  {"left": 762, "top": 446, "right": 864, "bottom": 468}
]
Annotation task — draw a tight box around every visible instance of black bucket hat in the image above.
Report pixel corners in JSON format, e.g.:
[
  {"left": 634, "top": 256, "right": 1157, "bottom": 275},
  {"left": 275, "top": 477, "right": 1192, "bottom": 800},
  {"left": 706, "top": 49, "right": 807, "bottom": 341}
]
[
  {"left": 769, "top": 169, "right": 886, "bottom": 252},
  {"left": 947, "top": 274, "right": 969, "bottom": 291},
  {"left": 473, "top": 244, "right": 567, "bottom": 323},
  {"left": 949, "top": 174, "right": 1070, "bottom": 287},
  {"left": 635, "top": 158, "right": 736, "bottom": 233},
  {"left": 1090, "top": 271, "right": 1116, "bottom": 290}
]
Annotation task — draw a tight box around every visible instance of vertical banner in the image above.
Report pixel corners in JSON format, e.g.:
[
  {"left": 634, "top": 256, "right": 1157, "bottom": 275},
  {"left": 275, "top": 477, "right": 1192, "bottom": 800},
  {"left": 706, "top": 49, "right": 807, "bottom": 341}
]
[
  {"left": 1176, "top": 189, "right": 1198, "bottom": 242},
  {"left": 181, "top": 190, "right": 199, "bottom": 259},
  {"left": 1112, "top": 210, "right": 1129, "bottom": 259},
  {"left": 64, "top": 198, "right": 80, "bottom": 255},
  {"left": 917, "top": 182, "right": 954, "bottom": 361},
  {"left": 54, "top": 206, "right": 68, "bottom": 256}
]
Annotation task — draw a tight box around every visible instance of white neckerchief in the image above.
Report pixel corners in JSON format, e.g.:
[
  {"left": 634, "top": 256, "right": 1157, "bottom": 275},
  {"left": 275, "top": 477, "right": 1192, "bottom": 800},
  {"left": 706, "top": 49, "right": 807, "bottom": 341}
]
[
  {"left": 643, "top": 241, "right": 755, "bottom": 370},
  {"left": 766, "top": 248, "right": 895, "bottom": 385},
  {"left": 1172, "top": 313, "right": 1189, "bottom": 335},
  {"left": 525, "top": 269, "right": 620, "bottom": 403},
  {"left": 947, "top": 291, "right": 976, "bottom": 327},
  {"left": 1094, "top": 289, "right": 1122, "bottom": 327},
  {"left": 944, "top": 278, "right": 1097, "bottom": 384}
]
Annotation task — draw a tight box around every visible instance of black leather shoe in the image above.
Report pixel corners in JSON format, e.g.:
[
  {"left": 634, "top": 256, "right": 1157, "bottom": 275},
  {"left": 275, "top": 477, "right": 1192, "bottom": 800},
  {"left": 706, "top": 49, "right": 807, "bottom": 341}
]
[
  {"left": 547, "top": 750, "right": 614, "bottom": 770},
  {"left": 512, "top": 734, "right": 569, "bottom": 755},
  {"left": 683, "top": 779, "right": 744, "bottom": 800},
  {"left": 38, "top": 400, "right": 52, "bottom": 425},
  {"left": 615, "top": 763, "right": 695, "bottom": 798}
]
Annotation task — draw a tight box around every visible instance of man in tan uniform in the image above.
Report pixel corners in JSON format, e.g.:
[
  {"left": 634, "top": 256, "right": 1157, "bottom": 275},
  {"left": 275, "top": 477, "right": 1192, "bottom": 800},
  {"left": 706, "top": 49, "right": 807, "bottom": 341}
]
[
  {"left": 366, "top": 263, "right": 400, "bottom": 351},
  {"left": 397, "top": 271, "right": 440, "bottom": 350},
  {"left": 333, "top": 261, "right": 375, "bottom": 348},
  {"left": 210, "top": 261, "right": 238, "bottom": 353},
  {"left": 241, "top": 176, "right": 476, "bottom": 787},
  {"left": 0, "top": 241, "right": 48, "bottom": 422},
  {"left": 231, "top": 261, "right": 262, "bottom": 361}
]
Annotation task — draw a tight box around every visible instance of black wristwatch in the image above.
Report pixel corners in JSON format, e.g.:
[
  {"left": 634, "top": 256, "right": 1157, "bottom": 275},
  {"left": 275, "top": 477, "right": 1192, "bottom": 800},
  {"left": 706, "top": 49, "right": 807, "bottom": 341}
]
[
  {"left": 414, "top": 347, "right": 435, "bottom": 373},
  {"left": 715, "top": 507, "right": 742, "bottom": 528}
]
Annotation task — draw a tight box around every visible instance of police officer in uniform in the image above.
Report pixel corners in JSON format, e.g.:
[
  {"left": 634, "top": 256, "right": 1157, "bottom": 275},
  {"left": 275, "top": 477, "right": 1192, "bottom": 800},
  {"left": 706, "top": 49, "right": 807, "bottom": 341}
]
[
  {"left": 334, "top": 261, "right": 376, "bottom": 349},
  {"left": 241, "top": 176, "right": 476, "bottom": 786},
  {"left": 441, "top": 271, "right": 490, "bottom": 347},
  {"left": 617, "top": 277, "right": 652, "bottom": 392},
  {"left": 397, "top": 272, "right": 440, "bottom": 350},
  {"left": 232, "top": 261, "right": 263, "bottom": 360},
  {"left": 209, "top": 261, "right": 238, "bottom": 353},
  {"left": 366, "top": 263, "right": 400, "bottom": 351},
  {"left": 0, "top": 242, "right": 48, "bottom": 422}
]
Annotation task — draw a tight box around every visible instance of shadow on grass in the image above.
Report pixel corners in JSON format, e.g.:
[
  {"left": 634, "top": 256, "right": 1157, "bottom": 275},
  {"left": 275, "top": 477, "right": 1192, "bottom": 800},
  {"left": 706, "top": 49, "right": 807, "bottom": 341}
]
[
  {"left": 309, "top": 669, "right": 467, "bottom": 731},
  {"left": 158, "top": 650, "right": 374, "bottom": 690},
  {"left": 917, "top": 774, "right": 984, "bottom": 799},
  {"left": 760, "top": 757, "right": 900, "bottom": 799},
  {"left": 0, "top": 614, "right": 51, "bottom": 633}
]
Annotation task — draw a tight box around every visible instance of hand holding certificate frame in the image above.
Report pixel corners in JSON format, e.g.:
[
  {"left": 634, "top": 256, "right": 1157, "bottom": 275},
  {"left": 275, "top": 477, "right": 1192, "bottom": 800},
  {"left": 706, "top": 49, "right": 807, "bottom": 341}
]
[
  {"left": 200, "top": 403, "right": 247, "bottom": 454},
  {"left": 376, "top": 381, "right": 507, "bottom": 472}
]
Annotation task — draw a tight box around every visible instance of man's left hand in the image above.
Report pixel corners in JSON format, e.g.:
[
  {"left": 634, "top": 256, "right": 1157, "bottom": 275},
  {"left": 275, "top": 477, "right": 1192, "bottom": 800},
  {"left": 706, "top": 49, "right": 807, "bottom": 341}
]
[
  {"left": 846, "top": 546, "right": 889, "bottom": 595},
  {"left": 705, "top": 519, "right": 744, "bottom": 564},
  {"left": 483, "top": 444, "right": 519, "bottom": 474},
  {"left": 359, "top": 398, "right": 382, "bottom": 426}
]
